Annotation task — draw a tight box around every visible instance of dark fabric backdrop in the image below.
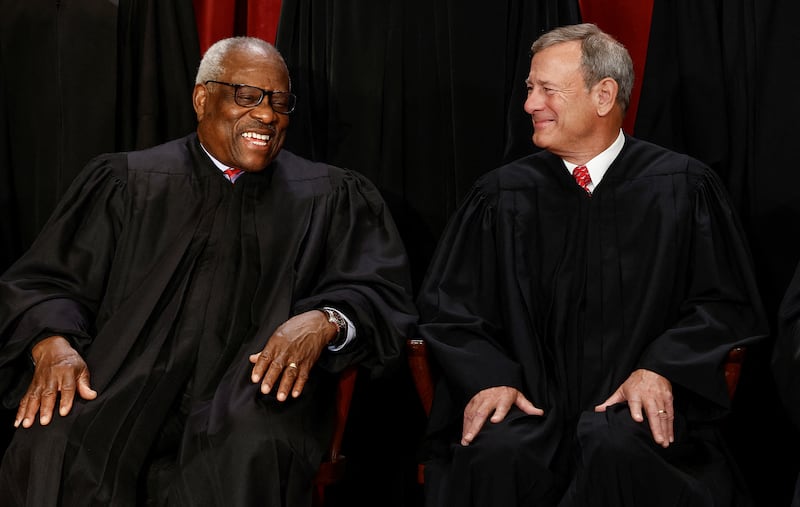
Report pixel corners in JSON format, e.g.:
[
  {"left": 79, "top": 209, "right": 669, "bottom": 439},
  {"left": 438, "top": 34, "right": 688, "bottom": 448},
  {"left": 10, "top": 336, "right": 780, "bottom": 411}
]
[
  {"left": 0, "top": 0, "right": 199, "bottom": 267},
  {"left": 634, "top": 2, "right": 800, "bottom": 505},
  {"left": 2, "top": 1, "right": 799, "bottom": 506}
]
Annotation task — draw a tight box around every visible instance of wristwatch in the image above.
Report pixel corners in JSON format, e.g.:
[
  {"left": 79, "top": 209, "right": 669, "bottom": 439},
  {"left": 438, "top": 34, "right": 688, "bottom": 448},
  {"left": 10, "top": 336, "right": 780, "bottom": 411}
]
[{"left": 321, "top": 307, "right": 348, "bottom": 347}]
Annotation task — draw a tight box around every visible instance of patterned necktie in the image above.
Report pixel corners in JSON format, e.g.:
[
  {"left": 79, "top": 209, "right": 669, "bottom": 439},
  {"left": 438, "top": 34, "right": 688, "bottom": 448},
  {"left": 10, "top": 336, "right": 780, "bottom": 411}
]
[
  {"left": 572, "top": 165, "right": 592, "bottom": 195},
  {"left": 223, "top": 168, "right": 243, "bottom": 184}
]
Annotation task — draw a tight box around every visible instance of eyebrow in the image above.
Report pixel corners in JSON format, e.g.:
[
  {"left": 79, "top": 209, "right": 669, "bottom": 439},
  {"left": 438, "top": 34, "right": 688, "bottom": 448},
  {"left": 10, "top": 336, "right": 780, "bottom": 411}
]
[{"left": 525, "top": 78, "right": 558, "bottom": 88}]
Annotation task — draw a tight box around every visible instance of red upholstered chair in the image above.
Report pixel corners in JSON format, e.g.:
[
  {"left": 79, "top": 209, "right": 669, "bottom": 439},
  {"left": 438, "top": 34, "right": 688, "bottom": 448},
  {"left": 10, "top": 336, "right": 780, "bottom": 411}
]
[
  {"left": 312, "top": 365, "right": 358, "bottom": 507},
  {"left": 406, "top": 339, "right": 746, "bottom": 486}
]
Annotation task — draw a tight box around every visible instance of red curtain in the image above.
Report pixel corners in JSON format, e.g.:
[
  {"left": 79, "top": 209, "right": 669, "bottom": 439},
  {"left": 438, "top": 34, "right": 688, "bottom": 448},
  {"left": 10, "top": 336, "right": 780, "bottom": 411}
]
[
  {"left": 579, "top": 0, "right": 654, "bottom": 135},
  {"left": 193, "top": 0, "right": 283, "bottom": 54}
]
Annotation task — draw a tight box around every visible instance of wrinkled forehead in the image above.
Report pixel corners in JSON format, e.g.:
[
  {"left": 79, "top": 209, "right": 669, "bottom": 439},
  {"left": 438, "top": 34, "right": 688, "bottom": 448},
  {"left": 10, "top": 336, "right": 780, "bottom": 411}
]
[{"left": 528, "top": 42, "right": 582, "bottom": 81}]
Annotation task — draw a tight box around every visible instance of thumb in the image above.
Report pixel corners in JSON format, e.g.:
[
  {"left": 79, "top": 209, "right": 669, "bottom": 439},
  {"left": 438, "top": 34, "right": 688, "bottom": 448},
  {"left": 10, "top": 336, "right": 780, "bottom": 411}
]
[
  {"left": 594, "top": 391, "right": 621, "bottom": 412},
  {"left": 515, "top": 393, "right": 544, "bottom": 416},
  {"left": 77, "top": 371, "right": 98, "bottom": 400}
]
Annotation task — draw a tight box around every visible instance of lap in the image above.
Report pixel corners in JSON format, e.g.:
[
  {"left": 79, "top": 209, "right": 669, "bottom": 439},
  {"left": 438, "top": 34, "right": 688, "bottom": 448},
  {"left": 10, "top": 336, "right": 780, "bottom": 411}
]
[{"left": 426, "top": 404, "right": 746, "bottom": 507}]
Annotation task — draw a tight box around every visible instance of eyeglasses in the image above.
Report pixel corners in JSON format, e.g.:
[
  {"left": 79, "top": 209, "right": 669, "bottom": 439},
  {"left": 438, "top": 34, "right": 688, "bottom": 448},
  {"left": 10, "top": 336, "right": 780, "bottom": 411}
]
[{"left": 204, "top": 80, "right": 297, "bottom": 114}]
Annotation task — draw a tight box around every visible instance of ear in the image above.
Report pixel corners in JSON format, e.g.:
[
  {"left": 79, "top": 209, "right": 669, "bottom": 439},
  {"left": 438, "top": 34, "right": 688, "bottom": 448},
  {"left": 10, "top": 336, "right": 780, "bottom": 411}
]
[
  {"left": 192, "top": 83, "right": 207, "bottom": 120},
  {"left": 594, "top": 77, "right": 619, "bottom": 116}
]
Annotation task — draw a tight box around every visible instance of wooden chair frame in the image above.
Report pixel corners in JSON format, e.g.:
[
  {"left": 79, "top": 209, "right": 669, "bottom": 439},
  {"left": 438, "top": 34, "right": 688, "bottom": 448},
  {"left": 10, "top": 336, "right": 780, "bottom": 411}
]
[{"left": 312, "top": 365, "right": 358, "bottom": 506}]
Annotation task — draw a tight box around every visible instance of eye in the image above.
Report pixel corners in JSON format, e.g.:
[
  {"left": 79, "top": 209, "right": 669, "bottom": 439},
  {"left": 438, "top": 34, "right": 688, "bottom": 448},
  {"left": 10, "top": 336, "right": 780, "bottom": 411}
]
[
  {"left": 271, "top": 95, "right": 290, "bottom": 109},
  {"left": 238, "top": 91, "right": 260, "bottom": 103}
]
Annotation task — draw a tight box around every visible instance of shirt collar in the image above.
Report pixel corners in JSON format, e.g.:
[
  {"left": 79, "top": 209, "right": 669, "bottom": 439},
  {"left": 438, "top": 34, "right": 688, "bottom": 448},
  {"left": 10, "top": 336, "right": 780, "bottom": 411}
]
[
  {"left": 563, "top": 129, "right": 625, "bottom": 189},
  {"left": 200, "top": 144, "right": 229, "bottom": 173}
]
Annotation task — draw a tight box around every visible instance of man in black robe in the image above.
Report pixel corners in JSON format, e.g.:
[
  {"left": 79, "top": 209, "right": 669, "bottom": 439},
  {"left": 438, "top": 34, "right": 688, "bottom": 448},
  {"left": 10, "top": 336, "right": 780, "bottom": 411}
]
[
  {"left": 0, "top": 37, "right": 417, "bottom": 506},
  {"left": 416, "top": 23, "right": 767, "bottom": 507}
]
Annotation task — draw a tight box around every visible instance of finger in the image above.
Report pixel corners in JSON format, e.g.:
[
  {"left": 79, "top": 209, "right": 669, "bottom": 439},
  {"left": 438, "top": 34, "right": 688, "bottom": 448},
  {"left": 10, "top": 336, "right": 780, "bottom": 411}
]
[
  {"left": 291, "top": 367, "right": 309, "bottom": 398},
  {"left": 658, "top": 406, "right": 674, "bottom": 445},
  {"left": 595, "top": 391, "right": 621, "bottom": 412},
  {"left": 461, "top": 401, "right": 490, "bottom": 446},
  {"left": 489, "top": 402, "right": 511, "bottom": 423},
  {"left": 77, "top": 373, "right": 98, "bottom": 401},
  {"left": 646, "top": 404, "right": 668, "bottom": 447},
  {"left": 15, "top": 395, "right": 30, "bottom": 428},
  {"left": 59, "top": 370, "right": 96, "bottom": 416},
  {"left": 20, "top": 386, "right": 44, "bottom": 428},
  {"left": 515, "top": 395, "right": 544, "bottom": 416},
  {"left": 276, "top": 362, "right": 300, "bottom": 402},
  {"left": 58, "top": 378, "right": 77, "bottom": 418},
  {"left": 250, "top": 350, "right": 273, "bottom": 384},
  {"left": 627, "top": 398, "right": 644, "bottom": 422},
  {"left": 37, "top": 383, "right": 58, "bottom": 426},
  {"left": 261, "top": 360, "right": 288, "bottom": 395}
]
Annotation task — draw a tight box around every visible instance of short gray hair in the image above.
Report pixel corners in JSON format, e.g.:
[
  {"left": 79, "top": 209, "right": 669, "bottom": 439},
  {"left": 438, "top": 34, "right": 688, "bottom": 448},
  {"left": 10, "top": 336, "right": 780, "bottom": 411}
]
[
  {"left": 195, "top": 36, "right": 291, "bottom": 89},
  {"left": 531, "top": 23, "right": 633, "bottom": 114}
]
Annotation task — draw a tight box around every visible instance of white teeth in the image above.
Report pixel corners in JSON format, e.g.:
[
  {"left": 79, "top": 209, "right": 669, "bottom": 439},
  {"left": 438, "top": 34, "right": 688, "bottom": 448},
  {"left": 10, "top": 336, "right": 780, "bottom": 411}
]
[{"left": 242, "top": 132, "right": 271, "bottom": 141}]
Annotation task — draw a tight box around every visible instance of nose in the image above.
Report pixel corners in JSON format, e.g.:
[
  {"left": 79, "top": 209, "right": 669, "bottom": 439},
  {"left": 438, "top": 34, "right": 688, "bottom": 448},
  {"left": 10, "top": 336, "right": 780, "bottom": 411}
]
[
  {"left": 523, "top": 88, "right": 542, "bottom": 115},
  {"left": 250, "top": 99, "right": 277, "bottom": 123}
]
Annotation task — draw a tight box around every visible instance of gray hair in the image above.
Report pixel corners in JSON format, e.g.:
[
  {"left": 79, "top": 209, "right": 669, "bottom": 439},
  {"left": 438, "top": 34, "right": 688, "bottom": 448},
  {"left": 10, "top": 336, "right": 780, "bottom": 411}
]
[
  {"left": 195, "top": 36, "right": 291, "bottom": 89},
  {"left": 531, "top": 23, "right": 633, "bottom": 114}
]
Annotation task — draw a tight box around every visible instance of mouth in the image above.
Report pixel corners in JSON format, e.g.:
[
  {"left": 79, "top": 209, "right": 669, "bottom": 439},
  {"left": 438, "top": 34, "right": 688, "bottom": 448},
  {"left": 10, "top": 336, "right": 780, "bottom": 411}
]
[
  {"left": 532, "top": 118, "right": 554, "bottom": 130},
  {"left": 241, "top": 131, "right": 272, "bottom": 146}
]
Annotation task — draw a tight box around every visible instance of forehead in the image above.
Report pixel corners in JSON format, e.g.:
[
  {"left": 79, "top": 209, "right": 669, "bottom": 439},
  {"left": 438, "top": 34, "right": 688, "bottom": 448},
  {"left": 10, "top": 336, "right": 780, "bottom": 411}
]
[
  {"left": 222, "top": 48, "right": 290, "bottom": 90},
  {"left": 528, "top": 41, "right": 582, "bottom": 83}
]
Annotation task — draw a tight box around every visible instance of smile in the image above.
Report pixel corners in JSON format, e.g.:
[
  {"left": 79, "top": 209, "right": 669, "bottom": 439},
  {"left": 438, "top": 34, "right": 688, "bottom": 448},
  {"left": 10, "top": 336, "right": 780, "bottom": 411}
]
[{"left": 241, "top": 132, "right": 271, "bottom": 145}]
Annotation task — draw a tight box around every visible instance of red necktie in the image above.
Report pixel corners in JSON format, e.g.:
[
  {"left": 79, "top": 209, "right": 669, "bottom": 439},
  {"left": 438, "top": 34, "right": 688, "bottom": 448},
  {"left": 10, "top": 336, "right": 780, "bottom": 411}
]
[
  {"left": 223, "top": 168, "right": 243, "bottom": 184},
  {"left": 572, "top": 165, "right": 592, "bottom": 195}
]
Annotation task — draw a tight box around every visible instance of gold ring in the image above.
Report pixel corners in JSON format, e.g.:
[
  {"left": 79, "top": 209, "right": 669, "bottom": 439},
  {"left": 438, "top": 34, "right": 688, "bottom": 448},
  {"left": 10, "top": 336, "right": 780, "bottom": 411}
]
[
  {"left": 288, "top": 362, "right": 298, "bottom": 369},
  {"left": 657, "top": 409, "right": 666, "bottom": 414}
]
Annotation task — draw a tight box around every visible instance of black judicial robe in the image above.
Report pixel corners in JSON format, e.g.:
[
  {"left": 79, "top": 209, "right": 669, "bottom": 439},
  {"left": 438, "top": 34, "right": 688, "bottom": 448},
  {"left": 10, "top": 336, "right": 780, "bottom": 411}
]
[
  {"left": 0, "top": 133, "right": 417, "bottom": 506},
  {"left": 773, "top": 260, "right": 800, "bottom": 507},
  {"left": 416, "top": 135, "right": 767, "bottom": 506}
]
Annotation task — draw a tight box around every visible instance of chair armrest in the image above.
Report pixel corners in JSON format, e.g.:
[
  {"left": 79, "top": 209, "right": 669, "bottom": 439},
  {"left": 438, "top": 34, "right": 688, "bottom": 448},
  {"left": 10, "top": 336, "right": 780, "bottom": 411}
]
[
  {"left": 407, "top": 339, "right": 435, "bottom": 417},
  {"left": 724, "top": 346, "right": 745, "bottom": 401}
]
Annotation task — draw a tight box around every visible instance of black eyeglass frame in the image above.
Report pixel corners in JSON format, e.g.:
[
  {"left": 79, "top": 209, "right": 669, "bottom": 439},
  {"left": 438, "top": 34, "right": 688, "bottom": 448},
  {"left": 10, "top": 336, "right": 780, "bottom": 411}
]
[{"left": 204, "top": 80, "right": 297, "bottom": 114}]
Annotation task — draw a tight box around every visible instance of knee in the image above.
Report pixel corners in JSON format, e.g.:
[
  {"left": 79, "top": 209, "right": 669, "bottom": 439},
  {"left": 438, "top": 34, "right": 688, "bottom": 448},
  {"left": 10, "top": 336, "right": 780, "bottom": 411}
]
[
  {"left": 576, "top": 407, "right": 655, "bottom": 466},
  {"left": 457, "top": 424, "right": 527, "bottom": 468}
]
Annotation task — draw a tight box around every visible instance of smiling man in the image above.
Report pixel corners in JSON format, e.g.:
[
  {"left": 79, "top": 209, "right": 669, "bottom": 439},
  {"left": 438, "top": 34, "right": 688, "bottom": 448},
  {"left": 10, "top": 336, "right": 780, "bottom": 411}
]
[
  {"left": 416, "top": 23, "right": 767, "bottom": 507},
  {"left": 0, "top": 37, "right": 417, "bottom": 506}
]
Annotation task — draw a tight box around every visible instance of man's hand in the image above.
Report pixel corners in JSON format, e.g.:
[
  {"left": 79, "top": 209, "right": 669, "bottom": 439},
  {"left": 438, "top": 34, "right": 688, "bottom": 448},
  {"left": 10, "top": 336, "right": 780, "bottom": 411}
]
[
  {"left": 461, "top": 386, "right": 543, "bottom": 446},
  {"left": 595, "top": 368, "right": 674, "bottom": 448},
  {"left": 16, "top": 335, "right": 96, "bottom": 428},
  {"left": 248, "top": 310, "right": 337, "bottom": 402}
]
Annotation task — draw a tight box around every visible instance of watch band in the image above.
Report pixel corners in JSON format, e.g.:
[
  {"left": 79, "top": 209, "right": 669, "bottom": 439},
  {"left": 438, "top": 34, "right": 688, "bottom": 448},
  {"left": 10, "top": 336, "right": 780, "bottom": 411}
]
[{"left": 321, "top": 307, "right": 348, "bottom": 347}]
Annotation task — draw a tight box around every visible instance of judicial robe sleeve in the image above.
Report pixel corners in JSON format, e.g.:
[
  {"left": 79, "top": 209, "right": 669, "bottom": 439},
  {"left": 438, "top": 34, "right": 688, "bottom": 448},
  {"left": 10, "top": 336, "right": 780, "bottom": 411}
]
[
  {"left": 0, "top": 155, "right": 126, "bottom": 405},
  {"left": 415, "top": 178, "right": 526, "bottom": 411},
  {"left": 635, "top": 168, "right": 769, "bottom": 410},
  {"left": 290, "top": 168, "right": 417, "bottom": 378}
]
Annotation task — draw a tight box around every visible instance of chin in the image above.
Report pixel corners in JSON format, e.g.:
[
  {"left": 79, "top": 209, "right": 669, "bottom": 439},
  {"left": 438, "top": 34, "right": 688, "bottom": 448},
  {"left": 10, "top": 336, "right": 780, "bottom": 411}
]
[{"left": 531, "top": 135, "right": 549, "bottom": 150}]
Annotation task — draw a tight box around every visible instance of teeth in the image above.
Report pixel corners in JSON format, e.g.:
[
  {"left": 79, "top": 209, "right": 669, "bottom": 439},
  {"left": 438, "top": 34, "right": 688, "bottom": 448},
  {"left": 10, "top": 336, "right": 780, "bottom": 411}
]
[{"left": 242, "top": 132, "right": 271, "bottom": 141}]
